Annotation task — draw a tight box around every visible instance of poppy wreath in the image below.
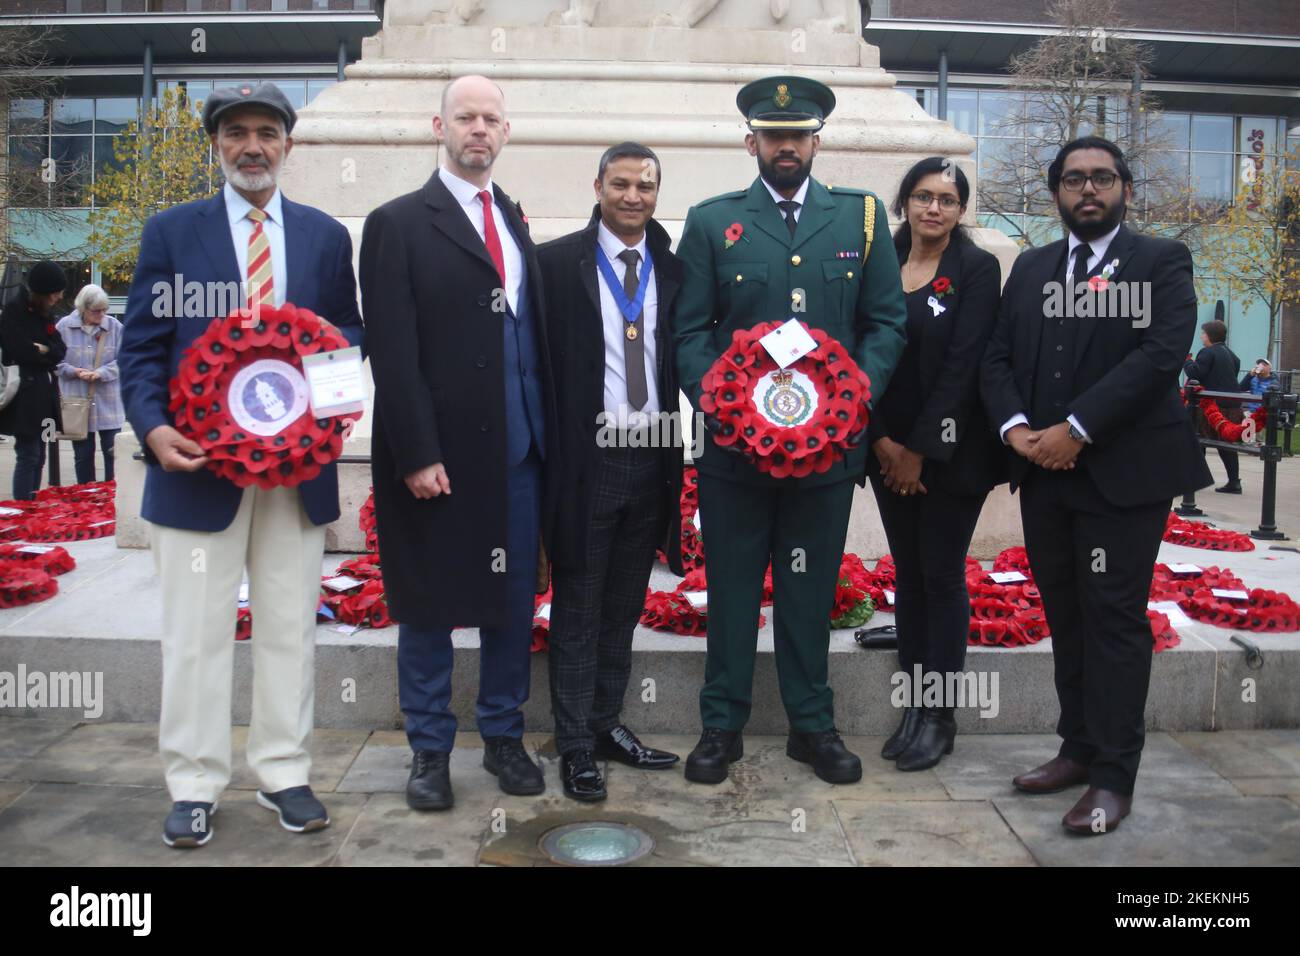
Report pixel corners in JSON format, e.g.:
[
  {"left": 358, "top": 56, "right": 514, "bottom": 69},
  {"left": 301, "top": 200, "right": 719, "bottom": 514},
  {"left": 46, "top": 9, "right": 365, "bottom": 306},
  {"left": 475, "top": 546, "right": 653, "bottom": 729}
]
[
  {"left": 831, "top": 553, "right": 875, "bottom": 629},
  {"left": 1148, "top": 563, "right": 1247, "bottom": 603},
  {"left": 320, "top": 579, "right": 393, "bottom": 629},
  {"left": 1199, "top": 398, "right": 1266, "bottom": 443},
  {"left": 640, "top": 585, "right": 767, "bottom": 636},
  {"left": 532, "top": 587, "right": 552, "bottom": 653},
  {"left": 1179, "top": 587, "right": 1300, "bottom": 632},
  {"left": 0, "top": 543, "right": 75, "bottom": 577},
  {"left": 1148, "top": 610, "right": 1181, "bottom": 652},
  {"left": 169, "top": 303, "right": 355, "bottom": 489},
  {"left": 334, "top": 554, "right": 383, "bottom": 581},
  {"left": 698, "top": 321, "right": 871, "bottom": 478},
  {"left": 0, "top": 562, "right": 58, "bottom": 609},
  {"left": 679, "top": 467, "right": 705, "bottom": 569},
  {"left": 235, "top": 606, "right": 252, "bottom": 641},
  {"left": 358, "top": 488, "right": 378, "bottom": 554},
  {"left": 1162, "top": 512, "right": 1255, "bottom": 552}
]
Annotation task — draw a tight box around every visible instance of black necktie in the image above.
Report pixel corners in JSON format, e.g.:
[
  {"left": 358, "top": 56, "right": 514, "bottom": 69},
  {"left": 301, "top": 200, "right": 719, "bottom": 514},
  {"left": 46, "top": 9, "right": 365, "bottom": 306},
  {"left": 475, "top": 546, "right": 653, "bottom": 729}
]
[
  {"left": 1070, "top": 242, "right": 1093, "bottom": 286},
  {"left": 778, "top": 200, "right": 800, "bottom": 237},
  {"left": 617, "top": 249, "right": 648, "bottom": 411}
]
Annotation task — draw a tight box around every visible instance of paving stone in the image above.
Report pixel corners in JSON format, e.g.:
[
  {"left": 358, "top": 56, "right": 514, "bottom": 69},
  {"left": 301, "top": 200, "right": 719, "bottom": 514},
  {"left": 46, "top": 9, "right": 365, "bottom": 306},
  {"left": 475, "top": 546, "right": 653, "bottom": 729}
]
[
  {"left": 1171, "top": 730, "right": 1300, "bottom": 779},
  {"left": 1228, "top": 777, "right": 1300, "bottom": 797},
  {"left": 0, "top": 782, "right": 32, "bottom": 813},
  {"left": 833, "top": 798, "right": 1037, "bottom": 866},
  {"left": 993, "top": 793, "right": 1300, "bottom": 866},
  {"left": 933, "top": 732, "right": 1227, "bottom": 801},
  {"left": 0, "top": 782, "right": 367, "bottom": 866},
  {"left": 11, "top": 722, "right": 370, "bottom": 793},
  {"left": 0, "top": 716, "right": 82, "bottom": 759}
]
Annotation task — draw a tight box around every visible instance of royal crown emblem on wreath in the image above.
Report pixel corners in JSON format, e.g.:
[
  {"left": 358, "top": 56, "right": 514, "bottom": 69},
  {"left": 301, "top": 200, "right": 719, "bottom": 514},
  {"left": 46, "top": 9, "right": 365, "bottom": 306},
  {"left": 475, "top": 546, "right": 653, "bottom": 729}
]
[
  {"left": 762, "top": 367, "right": 813, "bottom": 427},
  {"left": 774, "top": 84, "right": 792, "bottom": 108}
]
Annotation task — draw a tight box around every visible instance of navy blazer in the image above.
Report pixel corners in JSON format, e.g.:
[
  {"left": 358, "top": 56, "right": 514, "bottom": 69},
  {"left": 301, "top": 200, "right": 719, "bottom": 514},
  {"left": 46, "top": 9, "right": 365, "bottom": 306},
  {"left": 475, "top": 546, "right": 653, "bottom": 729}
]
[{"left": 120, "top": 190, "right": 365, "bottom": 532}]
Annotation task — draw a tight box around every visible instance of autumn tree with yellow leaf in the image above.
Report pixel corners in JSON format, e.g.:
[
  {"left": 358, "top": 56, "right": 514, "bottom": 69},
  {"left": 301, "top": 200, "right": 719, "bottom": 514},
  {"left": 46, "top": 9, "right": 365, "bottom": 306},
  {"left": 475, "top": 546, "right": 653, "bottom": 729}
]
[
  {"left": 1193, "top": 148, "right": 1300, "bottom": 366},
  {"left": 88, "top": 88, "right": 217, "bottom": 285}
]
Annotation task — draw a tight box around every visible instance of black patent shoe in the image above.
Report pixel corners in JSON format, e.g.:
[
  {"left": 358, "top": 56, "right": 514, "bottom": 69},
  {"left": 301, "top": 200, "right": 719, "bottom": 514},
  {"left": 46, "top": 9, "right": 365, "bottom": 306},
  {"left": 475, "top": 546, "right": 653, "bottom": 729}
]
[
  {"left": 594, "top": 724, "right": 680, "bottom": 769},
  {"left": 407, "top": 750, "right": 454, "bottom": 811},
  {"left": 561, "top": 749, "right": 607, "bottom": 802},
  {"left": 787, "top": 729, "right": 863, "bottom": 783},
  {"left": 881, "top": 706, "right": 924, "bottom": 760},
  {"left": 483, "top": 736, "right": 545, "bottom": 796},
  {"left": 895, "top": 709, "right": 957, "bottom": 772},
  {"left": 684, "top": 728, "right": 743, "bottom": 784}
]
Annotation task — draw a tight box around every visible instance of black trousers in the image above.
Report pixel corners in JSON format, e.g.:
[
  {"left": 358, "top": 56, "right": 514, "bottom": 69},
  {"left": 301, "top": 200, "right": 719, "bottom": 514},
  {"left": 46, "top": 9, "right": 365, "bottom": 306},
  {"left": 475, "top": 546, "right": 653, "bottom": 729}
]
[
  {"left": 12, "top": 435, "right": 47, "bottom": 501},
  {"left": 1019, "top": 467, "right": 1170, "bottom": 795},
  {"left": 869, "top": 473, "right": 987, "bottom": 681},
  {"left": 548, "top": 445, "right": 665, "bottom": 756}
]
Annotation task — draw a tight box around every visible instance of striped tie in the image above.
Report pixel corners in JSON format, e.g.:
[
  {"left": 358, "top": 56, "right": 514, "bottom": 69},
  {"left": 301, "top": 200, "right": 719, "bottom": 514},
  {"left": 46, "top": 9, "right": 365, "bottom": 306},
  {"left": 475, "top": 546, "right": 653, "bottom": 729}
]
[{"left": 246, "top": 207, "right": 274, "bottom": 308}]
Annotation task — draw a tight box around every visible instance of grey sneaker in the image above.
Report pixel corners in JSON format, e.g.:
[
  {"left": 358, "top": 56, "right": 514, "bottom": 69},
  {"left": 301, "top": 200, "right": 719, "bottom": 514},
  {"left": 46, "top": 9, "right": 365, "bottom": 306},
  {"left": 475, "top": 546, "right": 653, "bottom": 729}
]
[
  {"left": 256, "top": 786, "right": 330, "bottom": 833},
  {"left": 163, "top": 800, "right": 217, "bottom": 849}
]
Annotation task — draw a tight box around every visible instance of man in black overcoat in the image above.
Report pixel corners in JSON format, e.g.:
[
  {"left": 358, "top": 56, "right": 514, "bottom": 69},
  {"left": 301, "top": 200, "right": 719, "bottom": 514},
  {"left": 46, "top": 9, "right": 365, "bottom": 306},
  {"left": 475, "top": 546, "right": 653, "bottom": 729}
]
[{"left": 360, "top": 75, "right": 559, "bottom": 810}]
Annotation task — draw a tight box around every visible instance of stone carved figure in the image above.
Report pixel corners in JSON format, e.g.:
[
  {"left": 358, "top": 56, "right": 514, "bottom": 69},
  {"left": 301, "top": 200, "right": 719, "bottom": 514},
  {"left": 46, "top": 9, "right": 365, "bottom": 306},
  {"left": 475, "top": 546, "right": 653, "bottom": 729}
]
[
  {"left": 649, "top": 0, "right": 854, "bottom": 31},
  {"left": 546, "top": 0, "right": 600, "bottom": 26},
  {"left": 423, "top": 0, "right": 485, "bottom": 25}
]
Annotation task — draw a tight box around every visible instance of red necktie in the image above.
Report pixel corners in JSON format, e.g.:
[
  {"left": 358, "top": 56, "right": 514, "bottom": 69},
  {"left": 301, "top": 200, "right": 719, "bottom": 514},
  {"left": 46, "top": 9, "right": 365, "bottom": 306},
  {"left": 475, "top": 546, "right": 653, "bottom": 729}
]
[{"left": 478, "top": 189, "right": 506, "bottom": 287}]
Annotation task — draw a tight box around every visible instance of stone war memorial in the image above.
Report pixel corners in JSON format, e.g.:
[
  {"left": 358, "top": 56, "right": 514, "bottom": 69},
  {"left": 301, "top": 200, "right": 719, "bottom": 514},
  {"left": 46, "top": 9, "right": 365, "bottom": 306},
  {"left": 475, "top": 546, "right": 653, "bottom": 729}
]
[{"left": 1, "top": 0, "right": 1298, "bottom": 876}]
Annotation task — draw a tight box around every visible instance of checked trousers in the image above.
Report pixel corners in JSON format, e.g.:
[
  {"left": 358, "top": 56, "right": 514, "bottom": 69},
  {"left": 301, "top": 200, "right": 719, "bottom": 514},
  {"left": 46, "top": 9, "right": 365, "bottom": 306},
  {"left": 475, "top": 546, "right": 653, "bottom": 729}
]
[{"left": 548, "top": 445, "right": 666, "bottom": 757}]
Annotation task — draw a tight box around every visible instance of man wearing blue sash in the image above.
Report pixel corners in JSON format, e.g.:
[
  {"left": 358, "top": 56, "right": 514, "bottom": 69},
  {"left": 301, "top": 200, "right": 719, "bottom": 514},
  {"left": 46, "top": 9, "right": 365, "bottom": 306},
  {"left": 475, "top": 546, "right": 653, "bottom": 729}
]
[{"left": 537, "top": 143, "right": 685, "bottom": 802}]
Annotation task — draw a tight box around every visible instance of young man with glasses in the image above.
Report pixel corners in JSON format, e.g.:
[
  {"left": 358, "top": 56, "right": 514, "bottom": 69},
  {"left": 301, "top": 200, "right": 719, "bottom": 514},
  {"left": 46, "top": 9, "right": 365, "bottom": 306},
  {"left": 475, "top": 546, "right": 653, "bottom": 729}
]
[{"left": 982, "top": 136, "right": 1212, "bottom": 835}]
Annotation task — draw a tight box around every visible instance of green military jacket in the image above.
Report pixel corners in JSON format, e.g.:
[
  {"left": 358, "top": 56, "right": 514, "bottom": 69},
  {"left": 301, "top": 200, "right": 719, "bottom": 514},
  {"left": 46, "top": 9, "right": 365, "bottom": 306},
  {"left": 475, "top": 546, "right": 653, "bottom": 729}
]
[{"left": 674, "top": 175, "right": 908, "bottom": 487}]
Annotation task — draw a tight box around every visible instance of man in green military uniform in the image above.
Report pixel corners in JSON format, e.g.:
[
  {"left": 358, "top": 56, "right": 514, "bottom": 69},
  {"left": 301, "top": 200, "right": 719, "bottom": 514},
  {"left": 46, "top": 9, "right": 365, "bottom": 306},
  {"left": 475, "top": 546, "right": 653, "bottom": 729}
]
[{"left": 674, "top": 75, "right": 907, "bottom": 785}]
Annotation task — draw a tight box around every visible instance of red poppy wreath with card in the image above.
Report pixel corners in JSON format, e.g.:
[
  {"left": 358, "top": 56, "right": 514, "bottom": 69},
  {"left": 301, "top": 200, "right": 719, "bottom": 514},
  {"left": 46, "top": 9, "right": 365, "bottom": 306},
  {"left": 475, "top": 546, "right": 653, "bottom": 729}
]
[
  {"left": 169, "top": 304, "right": 358, "bottom": 488},
  {"left": 698, "top": 320, "right": 870, "bottom": 478}
]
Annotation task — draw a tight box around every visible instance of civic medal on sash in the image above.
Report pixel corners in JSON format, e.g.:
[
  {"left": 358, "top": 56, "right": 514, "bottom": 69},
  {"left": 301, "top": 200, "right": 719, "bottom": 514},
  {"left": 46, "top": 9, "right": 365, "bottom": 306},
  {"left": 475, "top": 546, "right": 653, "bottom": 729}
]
[{"left": 626, "top": 324, "right": 638, "bottom": 341}]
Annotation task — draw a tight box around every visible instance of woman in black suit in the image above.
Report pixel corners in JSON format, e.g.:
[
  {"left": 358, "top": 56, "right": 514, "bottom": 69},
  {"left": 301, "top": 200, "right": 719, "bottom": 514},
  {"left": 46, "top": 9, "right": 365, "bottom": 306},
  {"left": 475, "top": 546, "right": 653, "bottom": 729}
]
[{"left": 867, "top": 157, "right": 1005, "bottom": 771}]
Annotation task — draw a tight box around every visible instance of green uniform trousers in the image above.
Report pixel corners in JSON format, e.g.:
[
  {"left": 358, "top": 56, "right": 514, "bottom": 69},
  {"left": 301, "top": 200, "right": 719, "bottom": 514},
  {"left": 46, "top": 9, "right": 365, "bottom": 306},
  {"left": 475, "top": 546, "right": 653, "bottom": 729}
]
[{"left": 696, "top": 470, "right": 856, "bottom": 732}]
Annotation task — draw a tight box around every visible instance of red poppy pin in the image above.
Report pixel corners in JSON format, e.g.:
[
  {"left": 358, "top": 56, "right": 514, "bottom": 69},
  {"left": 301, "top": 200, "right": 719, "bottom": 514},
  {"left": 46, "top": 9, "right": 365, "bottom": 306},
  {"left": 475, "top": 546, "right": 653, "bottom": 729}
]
[
  {"left": 724, "top": 222, "right": 747, "bottom": 249},
  {"left": 931, "top": 277, "right": 953, "bottom": 299},
  {"left": 45, "top": 323, "right": 56, "bottom": 336}
]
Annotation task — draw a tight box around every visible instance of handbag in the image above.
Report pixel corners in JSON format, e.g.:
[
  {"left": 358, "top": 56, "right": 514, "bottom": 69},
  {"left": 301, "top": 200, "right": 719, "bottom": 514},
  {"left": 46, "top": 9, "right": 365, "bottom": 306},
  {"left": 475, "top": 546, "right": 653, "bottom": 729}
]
[{"left": 57, "top": 328, "right": 107, "bottom": 442}]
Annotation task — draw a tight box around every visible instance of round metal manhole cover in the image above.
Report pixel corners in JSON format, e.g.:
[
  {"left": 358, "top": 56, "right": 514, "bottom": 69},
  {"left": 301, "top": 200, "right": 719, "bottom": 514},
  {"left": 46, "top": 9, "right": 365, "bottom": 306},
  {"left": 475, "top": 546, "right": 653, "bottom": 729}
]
[{"left": 538, "top": 822, "right": 655, "bottom": 866}]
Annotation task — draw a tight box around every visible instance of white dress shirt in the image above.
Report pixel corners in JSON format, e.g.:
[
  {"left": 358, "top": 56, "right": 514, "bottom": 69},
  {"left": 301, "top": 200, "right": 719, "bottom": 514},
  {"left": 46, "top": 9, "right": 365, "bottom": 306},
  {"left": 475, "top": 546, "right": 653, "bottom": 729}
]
[
  {"left": 596, "top": 220, "right": 660, "bottom": 423},
  {"left": 225, "top": 182, "right": 286, "bottom": 308},
  {"left": 438, "top": 164, "right": 524, "bottom": 316},
  {"left": 761, "top": 176, "right": 810, "bottom": 223},
  {"left": 998, "top": 224, "right": 1122, "bottom": 445}
]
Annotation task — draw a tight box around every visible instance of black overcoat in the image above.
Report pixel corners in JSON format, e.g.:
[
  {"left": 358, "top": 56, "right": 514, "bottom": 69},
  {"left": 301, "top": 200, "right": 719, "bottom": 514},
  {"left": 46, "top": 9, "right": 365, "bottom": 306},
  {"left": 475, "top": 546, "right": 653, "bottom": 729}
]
[{"left": 359, "top": 170, "right": 559, "bottom": 629}]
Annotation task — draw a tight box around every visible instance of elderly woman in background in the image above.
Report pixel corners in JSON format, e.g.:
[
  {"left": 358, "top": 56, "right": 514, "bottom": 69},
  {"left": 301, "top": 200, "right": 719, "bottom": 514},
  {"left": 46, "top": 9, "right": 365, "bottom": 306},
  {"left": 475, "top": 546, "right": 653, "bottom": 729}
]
[
  {"left": 0, "top": 261, "right": 68, "bottom": 500},
  {"left": 56, "top": 283, "right": 124, "bottom": 483}
]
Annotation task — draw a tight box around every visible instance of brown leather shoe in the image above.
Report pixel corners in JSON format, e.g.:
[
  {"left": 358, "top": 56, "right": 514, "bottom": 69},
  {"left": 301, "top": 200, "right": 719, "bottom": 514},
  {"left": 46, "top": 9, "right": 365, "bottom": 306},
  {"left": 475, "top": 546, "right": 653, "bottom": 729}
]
[
  {"left": 1012, "top": 756, "right": 1090, "bottom": 794},
  {"left": 1062, "top": 786, "right": 1132, "bottom": 835}
]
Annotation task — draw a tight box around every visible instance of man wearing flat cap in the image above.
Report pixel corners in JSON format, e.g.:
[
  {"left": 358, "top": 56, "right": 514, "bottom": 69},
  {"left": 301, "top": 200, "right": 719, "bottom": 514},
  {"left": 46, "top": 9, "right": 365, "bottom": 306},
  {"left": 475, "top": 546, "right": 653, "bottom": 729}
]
[
  {"left": 674, "top": 75, "right": 907, "bottom": 785},
  {"left": 119, "top": 81, "right": 364, "bottom": 848}
]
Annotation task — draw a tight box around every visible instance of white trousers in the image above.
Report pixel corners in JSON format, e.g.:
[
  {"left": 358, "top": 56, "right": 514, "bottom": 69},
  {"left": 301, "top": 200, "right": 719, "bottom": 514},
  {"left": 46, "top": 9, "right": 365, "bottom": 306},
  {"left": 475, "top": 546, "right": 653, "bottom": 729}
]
[{"left": 151, "top": 485, "right": 326, "bottom": 802}]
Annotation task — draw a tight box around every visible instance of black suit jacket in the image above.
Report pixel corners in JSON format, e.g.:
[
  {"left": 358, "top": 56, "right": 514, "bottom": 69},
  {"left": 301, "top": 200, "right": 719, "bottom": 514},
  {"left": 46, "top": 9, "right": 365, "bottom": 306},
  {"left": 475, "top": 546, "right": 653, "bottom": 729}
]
[
  {"left": 359, "top": 169, "right": 560, "bottom": 629},
  {"left": 867, "top": 238, "right": 1007, "bottom": 496},
  {"left": 1184, "top": 341, "right": 1241, "bottom": 392},
  {"left": 980, "top": 224, "right": 1212, "bottom": 507},
  {"left": 537, "top": 206, "right": 685, "bottom": 575}
]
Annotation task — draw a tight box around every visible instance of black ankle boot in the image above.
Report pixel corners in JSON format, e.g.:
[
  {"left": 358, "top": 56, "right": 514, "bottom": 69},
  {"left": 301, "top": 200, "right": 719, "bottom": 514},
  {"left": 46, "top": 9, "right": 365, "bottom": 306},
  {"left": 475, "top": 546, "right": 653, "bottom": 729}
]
[
  {"left": 881, "top": 706, "right": 924, "bottom": 760},
  {"left": 895, "top": 708, "right": 956, "bottom": 772}
]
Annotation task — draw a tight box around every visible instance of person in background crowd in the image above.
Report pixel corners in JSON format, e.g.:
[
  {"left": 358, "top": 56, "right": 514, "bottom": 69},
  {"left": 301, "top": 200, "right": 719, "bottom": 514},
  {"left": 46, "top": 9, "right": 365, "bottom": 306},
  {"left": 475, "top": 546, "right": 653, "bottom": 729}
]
[
  {"left": 868, "top": 157, "right": 1005, "bottom": 772},
  {"left": 1184, "top": 319, "right": 1242, "bottom": 494},
  {"left": 0, "top": 261, "right": 68, "bottom": 500},
  {"left": 56, "top": 283, "right": 124, "bottom": 483},
  {"left": 1239, "top": 358, "right": 1276, "bottom": 417}
]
